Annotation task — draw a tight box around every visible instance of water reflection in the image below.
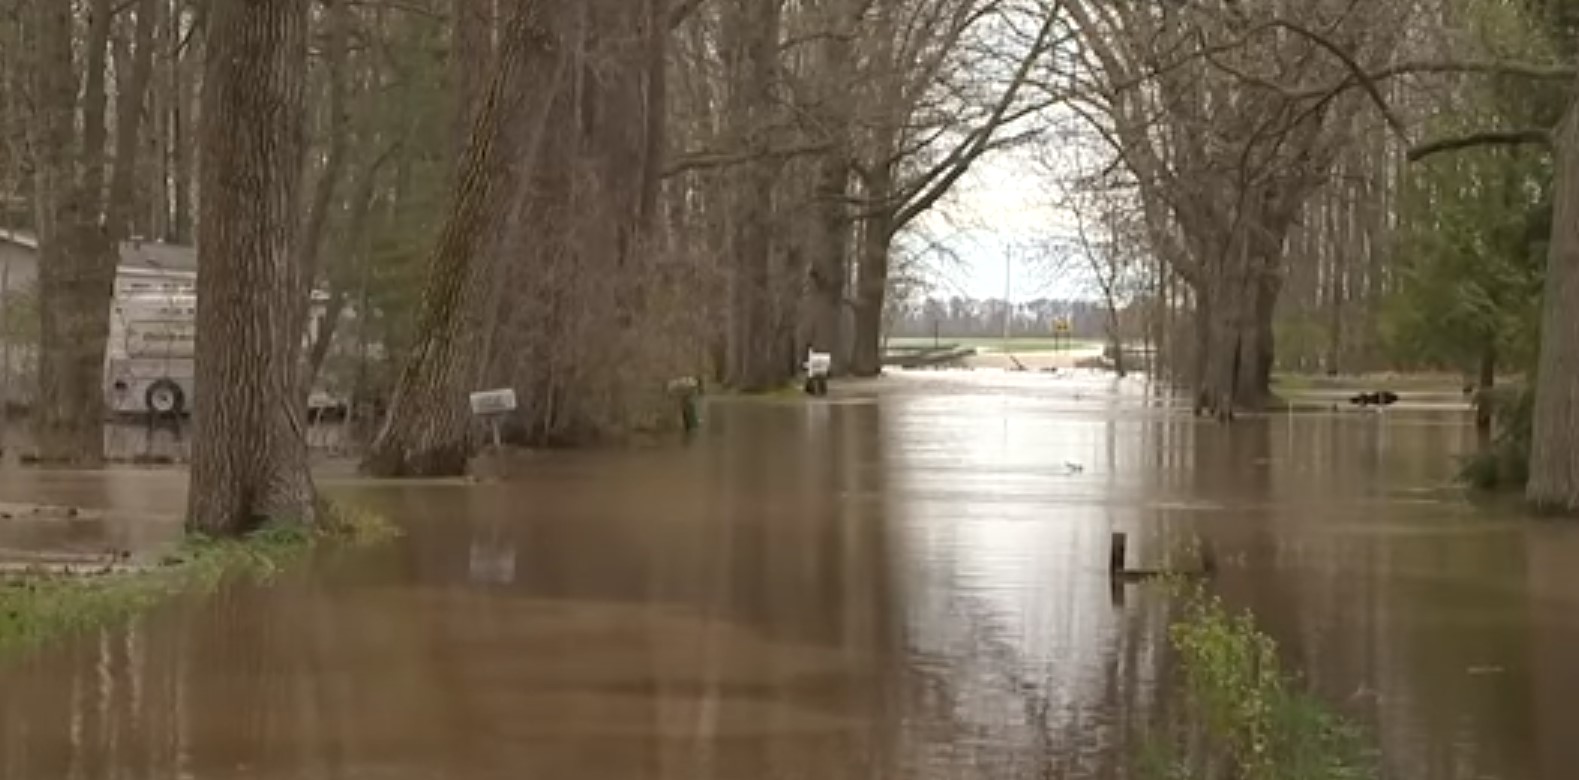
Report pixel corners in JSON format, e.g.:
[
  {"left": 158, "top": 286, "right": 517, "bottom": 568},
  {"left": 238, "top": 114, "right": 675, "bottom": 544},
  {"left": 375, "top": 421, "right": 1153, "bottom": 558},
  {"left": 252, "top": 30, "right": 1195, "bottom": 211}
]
[{"left": 0, "top": 371, "right": 1575, "bottom": 778}]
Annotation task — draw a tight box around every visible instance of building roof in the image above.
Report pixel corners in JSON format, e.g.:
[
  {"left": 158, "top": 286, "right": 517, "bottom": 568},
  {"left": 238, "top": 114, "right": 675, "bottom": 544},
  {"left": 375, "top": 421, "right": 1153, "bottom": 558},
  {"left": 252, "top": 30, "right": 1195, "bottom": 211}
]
[{"left": 0, "top": 229, "right": 197, "bottom": 272}]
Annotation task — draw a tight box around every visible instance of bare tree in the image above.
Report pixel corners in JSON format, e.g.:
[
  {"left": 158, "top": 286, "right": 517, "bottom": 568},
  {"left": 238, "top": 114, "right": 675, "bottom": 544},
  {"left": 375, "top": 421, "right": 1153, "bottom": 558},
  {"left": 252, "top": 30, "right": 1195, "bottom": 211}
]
[
  {"left": 1062, "top": 0, "right": 1413, "bottom": 417},
  {"left": 846, "top": 0, "right": 1062, "bottom": 376},
  {"left": 186, "top": 0, "right": 314, "bottom": 534},
  {"left": 362, "top": 0, "right": 567, "bottom": 477}
]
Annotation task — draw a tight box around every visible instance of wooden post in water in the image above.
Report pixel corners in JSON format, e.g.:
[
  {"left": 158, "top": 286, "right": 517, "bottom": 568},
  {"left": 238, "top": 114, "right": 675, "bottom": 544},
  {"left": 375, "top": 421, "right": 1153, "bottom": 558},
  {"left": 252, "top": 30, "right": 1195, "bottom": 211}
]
[{"left": 1109, "top": 532, "right": 1127, "bottom": 576}]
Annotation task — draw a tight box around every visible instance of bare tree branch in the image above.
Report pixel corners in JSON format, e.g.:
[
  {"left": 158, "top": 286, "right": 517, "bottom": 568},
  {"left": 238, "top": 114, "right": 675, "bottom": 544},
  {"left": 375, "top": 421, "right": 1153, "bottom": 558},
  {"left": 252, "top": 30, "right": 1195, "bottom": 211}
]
[
  {"left": 1407, "top": 128, "right": 1553, "bottom": 162},
  {"left": 888, "top": 1, "right": 1062, "bottom": 231},
  {"left": 663, "top": 140, "right": 837, "bottom": 178}
]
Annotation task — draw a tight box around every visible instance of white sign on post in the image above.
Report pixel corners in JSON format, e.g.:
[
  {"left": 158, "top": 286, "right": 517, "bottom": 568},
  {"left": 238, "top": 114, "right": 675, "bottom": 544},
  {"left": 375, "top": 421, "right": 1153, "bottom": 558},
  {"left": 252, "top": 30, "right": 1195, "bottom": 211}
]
[{"left": 469, "top": 388, "right": 518, "bottom": 449}]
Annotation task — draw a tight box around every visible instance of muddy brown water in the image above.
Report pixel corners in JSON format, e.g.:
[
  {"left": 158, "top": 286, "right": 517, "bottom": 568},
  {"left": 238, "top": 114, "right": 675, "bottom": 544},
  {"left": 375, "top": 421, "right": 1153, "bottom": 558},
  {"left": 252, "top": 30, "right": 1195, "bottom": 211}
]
[{"left": 0, "top": 370, "right": 1576, "bottom": 779}]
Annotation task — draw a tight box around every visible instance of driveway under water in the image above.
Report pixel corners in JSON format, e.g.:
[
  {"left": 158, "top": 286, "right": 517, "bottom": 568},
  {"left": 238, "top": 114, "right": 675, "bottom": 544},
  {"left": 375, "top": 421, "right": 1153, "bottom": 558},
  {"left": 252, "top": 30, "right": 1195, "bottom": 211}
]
[{"left": 0, "top": 370, "right": 1576, "bottom": 779}]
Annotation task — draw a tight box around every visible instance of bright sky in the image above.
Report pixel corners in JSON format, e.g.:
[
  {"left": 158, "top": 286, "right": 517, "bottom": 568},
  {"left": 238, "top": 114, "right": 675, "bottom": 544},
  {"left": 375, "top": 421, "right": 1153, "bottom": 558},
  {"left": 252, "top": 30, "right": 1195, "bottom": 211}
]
[{"left": 913, "top": 145, "right": 1090, "bottom": 303}]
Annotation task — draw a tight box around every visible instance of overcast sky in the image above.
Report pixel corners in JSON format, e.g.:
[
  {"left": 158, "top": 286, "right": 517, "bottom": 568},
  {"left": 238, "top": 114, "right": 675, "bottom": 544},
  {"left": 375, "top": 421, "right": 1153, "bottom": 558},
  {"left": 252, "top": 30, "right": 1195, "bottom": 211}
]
[{"left": 912, "top": 141, "right": 1094, "bottom": 303}]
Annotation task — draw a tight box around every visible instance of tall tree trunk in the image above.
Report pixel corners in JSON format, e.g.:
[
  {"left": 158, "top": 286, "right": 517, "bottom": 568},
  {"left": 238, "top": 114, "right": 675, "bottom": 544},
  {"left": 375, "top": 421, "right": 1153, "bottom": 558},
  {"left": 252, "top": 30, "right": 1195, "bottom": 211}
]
[
  {"left": 1475, "top": 345, "right": 1496, "bottom": 447},
  {"left": 849, "top": 142, "right": 895, "bottom": 378},
  {"left": 30, "top": 0, "right": 119, "bottom": 465},
  {"left": 452, "top": 0, "right": 495, "bottom": 164},
  {"left": 297, "top": 0, "right": 352, "bottom": 291},
  {"left": 849, "top": 207, "right": 892, "bottom": 377},
  {"left": 108, "top": 0, "right": 159, "bottom": 241},
  {"left": 305, "top": 144, "right": 394, "bottom": 389},
  {"left": 187, "top": 0, "right": 315, "bottom": 535},
  {"left": 363, "top": 0, "right": 565, "bottom": 477},
  {"left": 638, "top": 0, "right": 668, "bottom": 228},
  {"left": 723, "top": 0, "right": 787, "bottom": 390},
  {"left": 1527, "top": 103, "right": 1579, "bottom": 513},
  {"left": 169, "top": 0, "right": 197, "bottom": 243},
  {"left": 806, "top": 0, "right": 856, "bottom": 372}
]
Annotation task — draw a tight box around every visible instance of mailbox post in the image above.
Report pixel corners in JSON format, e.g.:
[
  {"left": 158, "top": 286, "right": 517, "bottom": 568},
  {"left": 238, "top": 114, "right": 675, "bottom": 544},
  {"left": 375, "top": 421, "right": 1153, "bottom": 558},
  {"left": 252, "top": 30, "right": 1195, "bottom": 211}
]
[
  {"left": 803, "top": 350, "right": 831, "bottom": 396},
  {"left": 468, "top": 388, "right": 518, "bottom": 450}
]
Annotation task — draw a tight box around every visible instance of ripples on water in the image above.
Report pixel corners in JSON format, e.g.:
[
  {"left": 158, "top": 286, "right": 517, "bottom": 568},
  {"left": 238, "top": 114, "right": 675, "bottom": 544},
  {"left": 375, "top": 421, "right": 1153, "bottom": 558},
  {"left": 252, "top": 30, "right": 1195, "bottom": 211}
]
[{"left": 0, "top": 370, "right": 1576, "bottom": 778}]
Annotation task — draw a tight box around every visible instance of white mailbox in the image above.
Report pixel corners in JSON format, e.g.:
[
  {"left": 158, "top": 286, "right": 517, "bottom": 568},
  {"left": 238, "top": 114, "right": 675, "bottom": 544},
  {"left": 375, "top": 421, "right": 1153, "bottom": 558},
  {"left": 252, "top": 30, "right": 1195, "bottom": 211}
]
[
  {"left": 469, "top": 388, "right": 518, "bottom": 416},
  {"left": 470, "top": 388, "right": 517, "bottom": 449},
  {"left": 805, "top": 351, "right": 832, "bottom": 378}
]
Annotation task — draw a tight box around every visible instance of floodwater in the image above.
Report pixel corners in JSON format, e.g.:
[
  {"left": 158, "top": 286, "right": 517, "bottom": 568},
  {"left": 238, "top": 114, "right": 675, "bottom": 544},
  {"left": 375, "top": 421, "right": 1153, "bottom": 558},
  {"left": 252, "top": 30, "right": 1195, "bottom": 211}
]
[{"left": 1, "top": 370, "right": 1577, "bottom": 779}]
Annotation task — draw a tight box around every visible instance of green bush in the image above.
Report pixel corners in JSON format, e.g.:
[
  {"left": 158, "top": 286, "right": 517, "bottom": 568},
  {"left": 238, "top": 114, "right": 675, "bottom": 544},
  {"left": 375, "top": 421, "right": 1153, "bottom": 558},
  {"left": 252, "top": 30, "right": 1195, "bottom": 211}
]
[{"left": 1145, "top": 586, "right": 1375, "bottom": 780}]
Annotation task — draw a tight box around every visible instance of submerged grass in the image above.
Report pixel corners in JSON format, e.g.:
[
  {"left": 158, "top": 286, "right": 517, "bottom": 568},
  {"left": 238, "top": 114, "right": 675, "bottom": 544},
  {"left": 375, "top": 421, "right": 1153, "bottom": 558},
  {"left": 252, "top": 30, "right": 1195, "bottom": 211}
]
[
  {"left": 1145, "top": 583, "right": 1376, "bottom": 780},
  {"left": 0, "top": 501, "right": 397, "bottom": 656}
]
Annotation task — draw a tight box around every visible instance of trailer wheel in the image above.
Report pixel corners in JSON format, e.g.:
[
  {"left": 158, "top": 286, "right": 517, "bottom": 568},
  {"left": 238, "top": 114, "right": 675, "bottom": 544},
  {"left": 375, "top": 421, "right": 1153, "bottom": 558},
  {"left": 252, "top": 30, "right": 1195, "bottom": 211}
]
[{"left": 146, "top": 379, "right": 185, "bottom": 415}]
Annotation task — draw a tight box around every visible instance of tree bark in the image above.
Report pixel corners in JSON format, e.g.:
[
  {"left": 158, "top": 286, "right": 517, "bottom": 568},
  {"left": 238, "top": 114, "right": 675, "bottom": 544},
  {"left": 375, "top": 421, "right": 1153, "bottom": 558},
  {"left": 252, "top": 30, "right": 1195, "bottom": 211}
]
[
  {"left": 452, "top": 0, "right": 495, "bottom": 164},
  {"left": 722, "top": 0, "right": 788, "bottom": 391},
  {"left": 187, "top": 0, "right": 315, "bottom": 535},
  {"left": 30, "top": 0, "right": 120, "bottom": 465},
  {"left": 850, "top": 172, "right": 893, "bottom": 377},
  {"left": 363, "top": 0, "right": 565, "bottom": 477},
  {"left": 109, "top": 0, "right": 159, "bottom": 241},
  {"left": 806, "top": 0, "right": 856, "bottom": 372},
  {"left": 1527, "top": 102, "right": 1579, "bottom": 512},
  {"left": 170, "top": 0, "right": 197, "bottom": 243},
  {"left": 296, "top": 0, "right": 352, "bottom": 292},
  {"left": 1475, "top": 345, "right": 1496, "bottom": 447}
]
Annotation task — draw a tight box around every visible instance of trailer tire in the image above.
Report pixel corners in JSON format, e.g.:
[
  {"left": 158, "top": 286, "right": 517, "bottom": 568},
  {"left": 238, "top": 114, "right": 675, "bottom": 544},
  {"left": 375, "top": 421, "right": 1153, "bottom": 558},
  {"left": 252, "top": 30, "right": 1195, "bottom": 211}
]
[{"left": 146, "top": 379, "right": 186, "bottom": 415}]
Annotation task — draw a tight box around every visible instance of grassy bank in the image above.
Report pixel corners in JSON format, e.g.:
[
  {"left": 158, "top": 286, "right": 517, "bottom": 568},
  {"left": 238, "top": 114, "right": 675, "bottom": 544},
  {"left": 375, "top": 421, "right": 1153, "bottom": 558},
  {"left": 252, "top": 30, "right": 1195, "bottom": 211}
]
[
  {"left": 1144, "top": 585, "right": 1376, "bottom": 780},
  {"left": 0, "top": 503, "right": 397, "bottom": 656}
]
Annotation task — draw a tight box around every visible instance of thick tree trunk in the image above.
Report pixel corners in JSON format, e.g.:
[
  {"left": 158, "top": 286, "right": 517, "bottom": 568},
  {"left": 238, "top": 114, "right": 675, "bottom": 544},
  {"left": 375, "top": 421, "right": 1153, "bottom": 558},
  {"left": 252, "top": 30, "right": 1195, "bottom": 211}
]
[
  {"left": 850, "top": 204, "right": 893, "bottom": 378},
  {"left": 723, "top": 0, "right": 788, "bottom": 391},
  {"left": 806, "top": 0, "right": 856, "bottom": 372},
  {"left": 452, "top": 0, "right": 495, "bottom": 164},
  {"left": 1527, "top": 105, "right": 1579, "bottom": 513},
  {"left": 1200, "top": 260, "right": 1244, "bottom": 421},
  {"left": 187, "top": 0, "right": 315, "bottom": 535},
  {"left": 363, "top": 0, "right": 564, "bottom": 477},
  {"left": 1235, "top": 267, "right": 1277, "bottom": 410}
]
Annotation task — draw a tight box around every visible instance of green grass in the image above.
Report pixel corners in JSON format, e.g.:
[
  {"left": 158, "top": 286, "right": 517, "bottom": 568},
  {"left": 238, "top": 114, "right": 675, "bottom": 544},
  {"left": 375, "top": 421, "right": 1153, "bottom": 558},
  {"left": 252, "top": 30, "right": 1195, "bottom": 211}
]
[{"left": 0, "top": 502, "right": 397, "bottom": 657}]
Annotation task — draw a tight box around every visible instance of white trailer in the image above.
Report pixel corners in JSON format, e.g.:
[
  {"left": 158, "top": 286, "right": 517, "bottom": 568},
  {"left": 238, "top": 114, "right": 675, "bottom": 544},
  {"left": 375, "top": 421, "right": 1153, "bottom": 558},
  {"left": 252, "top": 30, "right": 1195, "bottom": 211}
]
[
  {"left": 104, "top": 267, "right": 197, "bottom": 415},
  {"left": 102, "top": 266, "right": 344, "bottom": 416}
]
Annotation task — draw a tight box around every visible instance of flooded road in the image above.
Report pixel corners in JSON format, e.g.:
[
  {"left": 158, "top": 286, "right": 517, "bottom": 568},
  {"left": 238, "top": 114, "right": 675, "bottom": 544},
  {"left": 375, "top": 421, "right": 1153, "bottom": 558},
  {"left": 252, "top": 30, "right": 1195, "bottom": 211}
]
[{"left": 1, "top": 370, "right": 1577, "bottom": 778}]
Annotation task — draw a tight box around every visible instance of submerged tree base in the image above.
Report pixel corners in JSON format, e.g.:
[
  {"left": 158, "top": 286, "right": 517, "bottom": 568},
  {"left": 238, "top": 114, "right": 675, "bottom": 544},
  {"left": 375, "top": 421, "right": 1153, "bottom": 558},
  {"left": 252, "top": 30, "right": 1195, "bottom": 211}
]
[
  {"left": 361, "top": 442, "right": 473, "bottom": 478},
  {"left": 0, "top": 502, "right": 397, "bottom": 656}
]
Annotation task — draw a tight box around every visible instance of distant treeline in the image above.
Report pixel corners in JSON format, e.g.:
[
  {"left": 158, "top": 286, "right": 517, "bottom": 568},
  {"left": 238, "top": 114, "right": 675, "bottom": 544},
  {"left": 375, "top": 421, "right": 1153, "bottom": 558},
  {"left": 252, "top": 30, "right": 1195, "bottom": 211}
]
[{"left": 887, "top": 296, "right": 1138, "bottom": 341}]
